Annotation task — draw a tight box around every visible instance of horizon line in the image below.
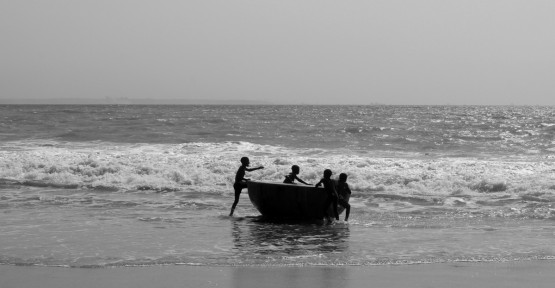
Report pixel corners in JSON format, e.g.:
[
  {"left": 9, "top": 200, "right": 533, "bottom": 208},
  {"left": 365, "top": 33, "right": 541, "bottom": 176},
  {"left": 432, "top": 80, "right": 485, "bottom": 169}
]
[{"left": 0, "top": 98, "right": 550, "bottom": 106}]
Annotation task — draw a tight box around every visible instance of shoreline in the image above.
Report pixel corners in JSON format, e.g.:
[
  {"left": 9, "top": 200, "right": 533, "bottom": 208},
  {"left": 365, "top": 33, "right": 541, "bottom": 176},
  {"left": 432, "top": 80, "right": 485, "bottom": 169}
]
[{"left": 2, "top": 261, "right": 555, "bottom": 288}]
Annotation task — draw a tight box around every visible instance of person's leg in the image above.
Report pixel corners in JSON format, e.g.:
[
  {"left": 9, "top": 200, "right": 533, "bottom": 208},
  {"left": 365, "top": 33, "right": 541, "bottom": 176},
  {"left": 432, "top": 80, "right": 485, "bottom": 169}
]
[
  {"left": 338, "top": 198, "right": 350, "bottom": 221},
  {"left": 332, "top": 197, "right": 339, "bottom": 220},
  {"left": 322, "top": 197, "right": 332, "bottom": 222},
  {"left": 229, "top": 184, "right": 242, "bottom": 216},
  {"left": 344, "top": 203, "right": 350, "bottom": 221}
]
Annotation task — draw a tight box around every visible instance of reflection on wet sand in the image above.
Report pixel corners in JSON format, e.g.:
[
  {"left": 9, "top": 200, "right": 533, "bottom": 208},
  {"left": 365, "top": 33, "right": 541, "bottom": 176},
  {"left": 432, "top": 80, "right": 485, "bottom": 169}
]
[
  {"left": 231, "top": 217, "right": 350, "bottom": 262},
  {"left": 232, "top": 266, "right": 349, "bottom": 288},
  {"left": 231, "top": 217, "right": 351, "bottom": 288}
]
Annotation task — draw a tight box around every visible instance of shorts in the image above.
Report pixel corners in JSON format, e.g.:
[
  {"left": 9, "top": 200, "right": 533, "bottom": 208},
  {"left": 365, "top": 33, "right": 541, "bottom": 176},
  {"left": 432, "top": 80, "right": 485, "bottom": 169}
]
[
  {"left": 233, "top": 182, "right": 248, "bottom": 195},
  {"left": 338, "top": 196, "right": 350, "bottom": 208}
]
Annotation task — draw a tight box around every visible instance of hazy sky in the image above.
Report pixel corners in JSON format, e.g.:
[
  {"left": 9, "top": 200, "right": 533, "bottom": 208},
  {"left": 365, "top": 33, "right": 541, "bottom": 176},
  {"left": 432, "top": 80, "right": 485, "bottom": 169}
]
[{"left": 1, "top": 1, "right": 554, "bottom": 105}]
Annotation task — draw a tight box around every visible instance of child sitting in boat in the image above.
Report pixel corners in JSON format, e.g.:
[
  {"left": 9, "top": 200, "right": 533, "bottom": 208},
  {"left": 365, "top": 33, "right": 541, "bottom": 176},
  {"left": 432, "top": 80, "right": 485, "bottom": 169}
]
[
  {"left": 283, "top": 165, "right": 311, "bottom": 185},
  {"left": 335, "top": 173, "right": 351, "bottom": 221},
  {"left": 315, "top": 169, "right": 339, "bottom": 222},
  {"left": 229, "top": 156, "right": 264, "bottom": 216}
]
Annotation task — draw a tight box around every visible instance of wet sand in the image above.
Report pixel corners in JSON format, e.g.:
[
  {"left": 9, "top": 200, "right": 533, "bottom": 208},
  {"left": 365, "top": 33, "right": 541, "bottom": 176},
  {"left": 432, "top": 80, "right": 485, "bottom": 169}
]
[{"left": 1, "top": 261, "right": 554, "bottom": 288}]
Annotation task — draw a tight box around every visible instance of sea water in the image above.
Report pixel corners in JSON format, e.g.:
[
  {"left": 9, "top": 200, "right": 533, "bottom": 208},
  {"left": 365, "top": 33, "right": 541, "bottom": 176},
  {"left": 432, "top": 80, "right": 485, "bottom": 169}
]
[{"left": 1, "top": 105, "right": 555, "bottom": 267}]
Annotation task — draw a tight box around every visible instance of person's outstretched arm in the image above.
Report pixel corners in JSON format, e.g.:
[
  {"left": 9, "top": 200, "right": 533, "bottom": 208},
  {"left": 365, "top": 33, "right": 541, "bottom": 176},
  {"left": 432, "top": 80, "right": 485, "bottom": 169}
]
[
  {"left": 246, "top": 166, "right": 264, "bottom": 172},
  {"left": 295, "top": 176, "right": 310, "bottom": 185}
]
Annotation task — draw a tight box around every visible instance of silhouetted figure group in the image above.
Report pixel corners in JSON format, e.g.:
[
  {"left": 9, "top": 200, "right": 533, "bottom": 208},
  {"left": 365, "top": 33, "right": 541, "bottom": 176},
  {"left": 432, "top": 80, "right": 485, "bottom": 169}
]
[
  {"left": 315, "top": 169, "right": 351, "bottom": 222},
  {"left": 229, "top": 157, "right": 351, "bottom": 222}
]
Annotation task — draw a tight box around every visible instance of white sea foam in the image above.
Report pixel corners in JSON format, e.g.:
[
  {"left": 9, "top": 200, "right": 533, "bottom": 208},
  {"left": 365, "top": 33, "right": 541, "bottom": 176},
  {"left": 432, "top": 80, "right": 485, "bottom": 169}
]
[{"left": 2, "top": 141, "right": 555, "bottom": 207}]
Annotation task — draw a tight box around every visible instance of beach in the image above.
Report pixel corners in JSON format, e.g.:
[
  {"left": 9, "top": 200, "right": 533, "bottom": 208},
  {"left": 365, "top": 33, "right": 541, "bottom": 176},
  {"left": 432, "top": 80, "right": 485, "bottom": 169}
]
[{"left": 2, "top": 261, "right": 555, "bottom": 288}]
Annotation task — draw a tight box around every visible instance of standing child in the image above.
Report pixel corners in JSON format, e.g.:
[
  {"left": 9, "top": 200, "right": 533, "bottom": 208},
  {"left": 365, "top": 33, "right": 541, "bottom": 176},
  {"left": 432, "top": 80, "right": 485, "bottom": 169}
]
[
  {"left": 283, "top": 165, "right": 311, "bottom": 185},
  {"left": 335, "top": 173, "right": 352, "bottom": 221},
  {"left": 229, "top": 157, "right": 264, "bottom": 216},
  {"left": 315, "top": 169, "right": 339, "bottom": 222}
]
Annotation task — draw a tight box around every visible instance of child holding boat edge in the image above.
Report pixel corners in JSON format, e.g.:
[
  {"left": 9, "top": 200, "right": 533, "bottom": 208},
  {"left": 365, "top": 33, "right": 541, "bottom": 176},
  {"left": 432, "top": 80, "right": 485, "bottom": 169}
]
[
  {"left": 335, "top": 173, "right": 351, "bottom": 221},
  {"left": 315, "top": 169, "right": 339, "bottom": 222},
  {"left": 283, "top": 165, "right": 311, "bottom": 185},
  {"left": 229, "top": 157, "right": 264, "bottom": 216}
]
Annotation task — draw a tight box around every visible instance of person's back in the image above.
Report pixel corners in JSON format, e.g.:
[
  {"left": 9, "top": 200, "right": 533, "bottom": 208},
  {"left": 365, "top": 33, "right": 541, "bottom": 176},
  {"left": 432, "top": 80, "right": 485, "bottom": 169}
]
[
  {"left": 336, "top": 173, "right": 351, "bottom": 221},
  {"left": 321, "top": 177, "right": 336, "bottom": 196},
  {"left": 336, "top": 182, "right": 351, "bottom": 199},
  {"left": 235, "top": 165, "right": 246, "bottom": 183},
  {"left": 315, "top": 169, "right": 339, "bottom": 222},
  {"left": 283, "top": 172, "right": 295, "bottom": 184},
  {"left": 283, "top": 165, "right": 310, "bottom": 185}
]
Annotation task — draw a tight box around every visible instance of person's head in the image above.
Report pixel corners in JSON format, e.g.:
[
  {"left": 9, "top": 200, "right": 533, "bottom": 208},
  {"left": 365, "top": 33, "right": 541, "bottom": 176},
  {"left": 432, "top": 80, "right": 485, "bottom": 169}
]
[
  {"left": 323, "top": 169, "right": 332, "bottom": 179},
  {"left": 240, "top": 157, "right": 250, "bottom": 166},
  {"left": 291, "top": 165, "right": 300, "bottom": 174},
  {"left": 339, "top": 173, "right": 348, "bottom": 182}
]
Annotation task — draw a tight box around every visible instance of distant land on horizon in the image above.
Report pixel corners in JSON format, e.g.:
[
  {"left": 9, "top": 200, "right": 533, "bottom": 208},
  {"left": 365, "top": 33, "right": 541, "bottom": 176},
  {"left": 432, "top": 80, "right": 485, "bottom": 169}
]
[
  {"left": 0, "top": 98, "right": 274, "bottom": 105},
  {"left": 0, "top": 98, "right": 392, "bottom": 105},
  {"left": 1, "top": 98, "right": 542, "bottom": 106}
]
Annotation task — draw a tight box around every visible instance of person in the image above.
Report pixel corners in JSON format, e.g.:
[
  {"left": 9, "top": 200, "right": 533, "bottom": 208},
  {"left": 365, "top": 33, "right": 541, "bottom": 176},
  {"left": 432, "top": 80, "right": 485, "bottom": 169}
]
[
  {"left": 283, "top": 165, "right": 311, "bottom": 185},
  {"left": 315, "top": 169, "right": 339, "bottom": 222},
  {"left": 335, "top": 173, "right": 351, "bottom": 221},
  {"left": 229, "top": 157, "right": 264, "bottom": 216}
]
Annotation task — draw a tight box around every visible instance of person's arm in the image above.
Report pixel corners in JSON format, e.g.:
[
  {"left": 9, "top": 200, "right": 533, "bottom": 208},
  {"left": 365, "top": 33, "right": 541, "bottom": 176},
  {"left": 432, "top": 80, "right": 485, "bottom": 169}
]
[
  {"left": 241, "top": 173, "right": 249, "bottom": 182},
  {"left": 315, "top": 179, "right": 323, "bottom": 187},
  {"left": 346, "top": 183, "right": 352, "bottom": 195},
  {"left": 295, "top": 175, "right": 310, "bottom": 185},
  {"left": 246, "top": 166, "right": 264, "bottom": 172}
]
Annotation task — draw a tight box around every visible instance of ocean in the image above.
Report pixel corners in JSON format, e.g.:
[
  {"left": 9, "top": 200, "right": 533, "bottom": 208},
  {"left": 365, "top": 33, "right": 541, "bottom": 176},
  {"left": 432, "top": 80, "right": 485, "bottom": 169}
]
[{"left": 1, "top": 105, "right": 555, "bottom": 268}]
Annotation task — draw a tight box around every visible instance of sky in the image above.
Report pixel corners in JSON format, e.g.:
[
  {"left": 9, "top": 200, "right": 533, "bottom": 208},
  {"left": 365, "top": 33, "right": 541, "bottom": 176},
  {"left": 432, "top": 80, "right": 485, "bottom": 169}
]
[{"left": 1, "top": 0, "right": 554, "bottom": 105}]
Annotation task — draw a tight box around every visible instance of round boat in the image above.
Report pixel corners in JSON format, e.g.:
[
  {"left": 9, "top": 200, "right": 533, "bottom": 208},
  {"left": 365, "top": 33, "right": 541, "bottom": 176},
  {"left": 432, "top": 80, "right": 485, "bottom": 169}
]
[{"left": 247, "top": 181, "right": 348, "bottom": 220}]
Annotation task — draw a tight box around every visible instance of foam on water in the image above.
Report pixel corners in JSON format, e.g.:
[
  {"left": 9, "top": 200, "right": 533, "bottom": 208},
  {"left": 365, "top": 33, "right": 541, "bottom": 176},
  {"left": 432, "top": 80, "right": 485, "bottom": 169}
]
[{"left": 1, "top": 140, "right": 555, "bottom": 219}]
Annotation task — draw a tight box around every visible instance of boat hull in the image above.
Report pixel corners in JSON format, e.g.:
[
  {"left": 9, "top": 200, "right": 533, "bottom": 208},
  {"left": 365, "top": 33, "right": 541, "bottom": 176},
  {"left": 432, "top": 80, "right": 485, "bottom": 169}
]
[{"left": 247, "top": 181, "right": 347, "bottom": 220}]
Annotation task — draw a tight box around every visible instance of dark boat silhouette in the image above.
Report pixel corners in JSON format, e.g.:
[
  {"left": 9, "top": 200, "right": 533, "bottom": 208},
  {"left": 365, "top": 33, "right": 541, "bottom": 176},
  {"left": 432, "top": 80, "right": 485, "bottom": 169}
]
[{"left": 247, "top": 181, "right": 349, "bottom": 220}]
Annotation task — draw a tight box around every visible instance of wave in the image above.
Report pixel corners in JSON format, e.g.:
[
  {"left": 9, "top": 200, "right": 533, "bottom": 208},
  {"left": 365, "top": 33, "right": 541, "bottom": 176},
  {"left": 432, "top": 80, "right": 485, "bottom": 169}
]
[
  {"left": 1, "top": 140, "right": 555, "bottom": 218},
  {"left": 0, "top": 140, "right": 553, "bottom": 193}
]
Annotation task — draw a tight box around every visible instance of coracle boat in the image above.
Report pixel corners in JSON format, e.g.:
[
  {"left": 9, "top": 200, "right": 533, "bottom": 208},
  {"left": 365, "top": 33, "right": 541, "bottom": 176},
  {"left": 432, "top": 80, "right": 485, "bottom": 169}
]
[{"left": 247, "top": 181, "right": 349, "bottom": 220}]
